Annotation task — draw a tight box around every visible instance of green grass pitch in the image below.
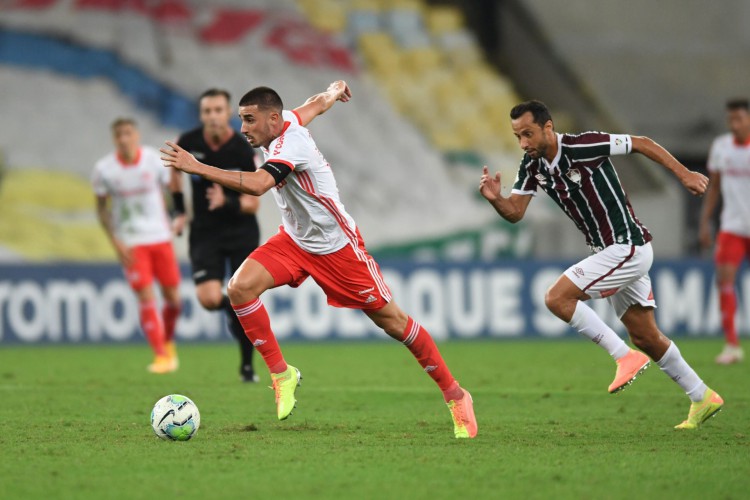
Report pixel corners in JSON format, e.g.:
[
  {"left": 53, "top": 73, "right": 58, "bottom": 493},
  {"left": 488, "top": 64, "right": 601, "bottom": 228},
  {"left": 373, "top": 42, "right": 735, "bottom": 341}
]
[{"left": 1, "top": 339, "right": 748, "bottom": 499}]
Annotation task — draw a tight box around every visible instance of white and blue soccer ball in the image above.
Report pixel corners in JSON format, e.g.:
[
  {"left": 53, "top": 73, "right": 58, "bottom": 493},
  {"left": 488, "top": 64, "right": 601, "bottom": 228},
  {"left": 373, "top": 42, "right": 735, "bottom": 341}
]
[{"left": 150, "top": 394, "right": 201, "bottom": 441}]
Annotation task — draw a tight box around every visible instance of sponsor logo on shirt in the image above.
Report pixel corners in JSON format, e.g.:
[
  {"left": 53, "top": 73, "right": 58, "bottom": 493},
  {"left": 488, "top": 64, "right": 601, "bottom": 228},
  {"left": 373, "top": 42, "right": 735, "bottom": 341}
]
[{"left": 272, "top": 134, "right": 286, "bottom": 156}]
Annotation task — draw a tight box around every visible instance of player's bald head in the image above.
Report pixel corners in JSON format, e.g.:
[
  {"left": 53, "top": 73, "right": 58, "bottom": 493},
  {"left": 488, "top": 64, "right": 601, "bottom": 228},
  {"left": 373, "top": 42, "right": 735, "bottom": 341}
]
[{"left": 239, "top": 86, "right": 283, "bottom": 113}]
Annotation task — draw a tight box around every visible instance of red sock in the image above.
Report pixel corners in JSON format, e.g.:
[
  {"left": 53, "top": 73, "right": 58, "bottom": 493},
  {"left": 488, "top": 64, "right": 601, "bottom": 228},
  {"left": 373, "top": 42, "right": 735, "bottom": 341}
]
[
  {"left": 233, "top": 299, "right": 287, "bottom": 374},
  {"left": 402, "top": 317, "right": 462, "bottom": 402},
  {"left": 719, "top": 284, "right": 738, "bottom": 346},
  {"left": 162, "top": 303, "right": 181, "bottom": 343},
  {"left": 140, "top": 300, "right": 166, "bottom": 356}
]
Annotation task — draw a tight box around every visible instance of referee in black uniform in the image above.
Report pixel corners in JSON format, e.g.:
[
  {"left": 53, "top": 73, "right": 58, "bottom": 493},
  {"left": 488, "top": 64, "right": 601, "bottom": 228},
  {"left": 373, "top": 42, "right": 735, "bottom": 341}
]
[{"left": 170, "top": 88, "right": 260, "bottom": 382}]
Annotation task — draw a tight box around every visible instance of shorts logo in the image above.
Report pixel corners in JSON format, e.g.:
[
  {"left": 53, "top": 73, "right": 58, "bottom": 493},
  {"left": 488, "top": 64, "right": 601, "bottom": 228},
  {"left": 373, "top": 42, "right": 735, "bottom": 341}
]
[
  {"left": 193, "top": 269, "right": 207, "bottom": 279},
  {"left": 572, "top": 267, "right": 585, "bottom": 278},
  {"left": 364, "top": 295, "right": 377, "bottom": 304},
  {"left": 600, "top": 288, "right": 618, "bottom": 298},
  {"left": 566, "top": 168, "right": 581, "bottom": 185},
  {"left": 358, "top": 287, "right": 375, "bottom": 295}
]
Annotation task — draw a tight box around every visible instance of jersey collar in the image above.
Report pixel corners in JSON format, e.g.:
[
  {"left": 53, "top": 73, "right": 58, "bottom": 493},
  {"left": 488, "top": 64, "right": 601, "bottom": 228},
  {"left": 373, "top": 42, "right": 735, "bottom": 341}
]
[
  {"left": 262, "top": 122, "right": 292, "bottom": 154},
  {"left": 116, "top": 148, "right": 141, "bottom": 167},
  {"left": 541, "top": 133, "right": 563, "bottom": 172}
]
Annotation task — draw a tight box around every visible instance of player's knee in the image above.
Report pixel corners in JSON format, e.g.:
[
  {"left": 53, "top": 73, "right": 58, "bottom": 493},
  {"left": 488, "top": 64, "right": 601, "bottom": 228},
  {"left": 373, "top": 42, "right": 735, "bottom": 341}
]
[
  {"left": 227, "top": 275, "right": 260, "bottom": 304},
  {"left": 197, "top": 295, "right": 223, "bottom": 310},
  {"left": 544, "top": 287, "right": 563, "bottom": 315}
]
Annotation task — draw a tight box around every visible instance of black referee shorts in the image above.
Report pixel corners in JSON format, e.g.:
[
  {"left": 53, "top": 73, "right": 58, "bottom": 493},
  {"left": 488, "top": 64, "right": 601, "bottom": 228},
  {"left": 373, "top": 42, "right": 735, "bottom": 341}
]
[{"left": 189, "top": 231, "right": 259, "bottom": 284}]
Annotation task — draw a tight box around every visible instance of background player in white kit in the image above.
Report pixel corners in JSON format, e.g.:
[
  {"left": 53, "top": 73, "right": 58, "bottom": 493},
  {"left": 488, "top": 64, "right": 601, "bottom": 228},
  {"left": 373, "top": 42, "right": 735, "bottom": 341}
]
[
  {"left": 92, "top": 118, "right": 182, "bottom": 374},
  {"left": 160, "top": 81, "right": 478, "bottom": 439},
  {"left": 700, "top": 98, "right": 750, "bottom": 364},
  {"left": 480, "top": 100, "right": 722, "bottom": 430}
]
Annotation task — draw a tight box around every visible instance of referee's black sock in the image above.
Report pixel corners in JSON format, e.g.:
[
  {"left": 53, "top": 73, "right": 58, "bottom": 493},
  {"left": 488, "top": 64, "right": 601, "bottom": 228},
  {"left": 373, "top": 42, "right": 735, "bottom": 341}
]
[{"left": 221, "top": 295, "right": 256, "bottom": 375}]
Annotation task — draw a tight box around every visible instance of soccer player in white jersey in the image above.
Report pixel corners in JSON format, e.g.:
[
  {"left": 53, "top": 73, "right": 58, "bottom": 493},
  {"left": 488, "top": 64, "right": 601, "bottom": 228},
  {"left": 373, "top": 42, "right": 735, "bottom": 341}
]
[
  {"left": 93, "top": 118, "right": 181, "bottom": 374},
  {"left": 700, "top": 98, "right": 750, "bottom": 364},
  {"left": 160, "top": 81, "right": 477, "bottom": 439},
  {"left": 479, "top": 100, "right": 723, "bottom": 430}
]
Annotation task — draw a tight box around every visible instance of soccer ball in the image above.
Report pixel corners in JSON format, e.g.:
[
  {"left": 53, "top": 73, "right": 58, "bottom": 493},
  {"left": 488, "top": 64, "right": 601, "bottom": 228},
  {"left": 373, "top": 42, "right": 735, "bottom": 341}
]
[{"left": 150, "top": 394, "right": 201, "bottom": 441}]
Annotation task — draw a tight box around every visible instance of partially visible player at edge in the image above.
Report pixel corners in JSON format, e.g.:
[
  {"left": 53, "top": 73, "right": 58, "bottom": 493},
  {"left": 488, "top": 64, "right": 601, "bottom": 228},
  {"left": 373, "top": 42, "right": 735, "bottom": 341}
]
[
  {"left": 699, "top": 98, "right": 750, "bottom": 365},
  {"left": 170, "top": 88, "right": 262, "bottom": 382},
  {"left": 479, "top": 100, "right": 723, "bottom": 430},
  {"left": 93, "top": 118, "right": 181, "bottom": 374},
  {"left": 161, "top": 81, "right": 477, "bottom": 439}
]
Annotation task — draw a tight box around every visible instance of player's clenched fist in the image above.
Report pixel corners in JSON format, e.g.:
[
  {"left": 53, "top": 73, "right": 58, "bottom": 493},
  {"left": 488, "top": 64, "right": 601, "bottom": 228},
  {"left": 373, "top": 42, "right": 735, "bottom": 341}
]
[{"left": 680, "top": 170, "right": 709, "bottom": 196}]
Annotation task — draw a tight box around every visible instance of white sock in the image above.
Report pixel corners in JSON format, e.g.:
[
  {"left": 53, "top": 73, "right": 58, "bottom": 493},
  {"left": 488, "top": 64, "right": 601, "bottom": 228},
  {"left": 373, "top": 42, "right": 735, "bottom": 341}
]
[
  {"left": 656, "top": 342, "right": 707, "bottom": 402},
  {"left": 569, "top": 301, "right": 630, "bottom": 360}
]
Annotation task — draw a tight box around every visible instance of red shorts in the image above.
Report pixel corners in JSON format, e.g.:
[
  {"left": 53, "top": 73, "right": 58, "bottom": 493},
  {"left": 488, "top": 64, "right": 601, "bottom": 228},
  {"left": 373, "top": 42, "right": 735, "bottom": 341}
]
[
  {"left": 715, "top": 231, "right": 750, "bottom": 267},
  {"left": 124, "top": 241, "right": 181, "bottom": 291},
  {"left": 250, "top": 228, "right": 392, "bottom": 310}
]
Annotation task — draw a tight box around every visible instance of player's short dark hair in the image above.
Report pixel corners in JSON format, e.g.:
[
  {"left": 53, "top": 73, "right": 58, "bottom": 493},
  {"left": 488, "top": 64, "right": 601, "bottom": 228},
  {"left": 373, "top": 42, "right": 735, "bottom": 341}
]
[
  {"left": 238, "top": 86, "right": 283, "bottom": 112},
  {"left": 199, "top": 88, "right": 231, "bottom": 103},
  {"left": 510, "top": 100, "right": 553, "bottom": 127},
  {"left": 726, "top": 98, "right": 749, "bottom": 112},
  {"left": 110, "top": 117, "right": 137, "bottom": 131}
]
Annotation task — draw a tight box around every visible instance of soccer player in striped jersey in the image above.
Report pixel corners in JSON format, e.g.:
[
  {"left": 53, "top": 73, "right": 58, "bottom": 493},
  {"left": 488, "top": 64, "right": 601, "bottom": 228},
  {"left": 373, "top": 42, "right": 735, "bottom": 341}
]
[
  {"left": 160, "top": 81, "right": 477, "bottom": 439},
  {"left": 699, "top": 98, "right": 750, "bottom": 365},
  {"left": 479, "top": 100, "right": 723, "bottom": 430}
]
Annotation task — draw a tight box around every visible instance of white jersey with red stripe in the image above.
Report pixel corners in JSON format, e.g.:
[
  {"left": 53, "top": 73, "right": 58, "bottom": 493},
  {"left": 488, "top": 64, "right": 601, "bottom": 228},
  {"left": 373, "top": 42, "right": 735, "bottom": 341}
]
[
  {"left": 262, "top": 110, "right": 358, "bottom": 255},
  {"left": 708, "top": 133, "right": 750, "bottom": 237},
  {"left": 91, "top": 146, "right": 172, "bottom": 246}
]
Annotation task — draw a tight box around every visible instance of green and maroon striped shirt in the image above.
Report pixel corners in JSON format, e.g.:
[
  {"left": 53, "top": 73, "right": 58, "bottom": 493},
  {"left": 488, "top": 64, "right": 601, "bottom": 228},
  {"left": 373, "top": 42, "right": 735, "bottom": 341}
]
[{"left": 512, "top": 132, "right": 652, "bottom": 251}]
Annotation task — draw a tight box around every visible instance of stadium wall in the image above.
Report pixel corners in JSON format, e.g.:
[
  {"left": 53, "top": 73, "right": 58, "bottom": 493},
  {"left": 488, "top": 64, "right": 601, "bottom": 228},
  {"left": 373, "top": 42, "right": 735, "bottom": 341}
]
[{"left": 0, "top": 260, "right": 745, "bottom": 344}]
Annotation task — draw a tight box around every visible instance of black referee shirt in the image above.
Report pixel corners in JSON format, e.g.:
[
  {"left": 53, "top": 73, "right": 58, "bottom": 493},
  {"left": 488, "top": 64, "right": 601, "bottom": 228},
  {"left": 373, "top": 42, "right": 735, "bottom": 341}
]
[{"left": 177, "top": 127, "right": 260, "bottom": 241}]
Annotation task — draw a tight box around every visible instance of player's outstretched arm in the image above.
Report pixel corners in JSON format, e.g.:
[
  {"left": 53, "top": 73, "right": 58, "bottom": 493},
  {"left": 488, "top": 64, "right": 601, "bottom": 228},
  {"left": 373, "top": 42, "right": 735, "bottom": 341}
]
[
  {"left": 479, "top": 166, "right": 532, "bottom": 223},
  {"left": 631, "top": 136, "right": 708, "bottom": 196},
  {"left": 160, "top": 141, "right": 276, "bottom": 196},
  {"left": 294, "top": 80, "right": 351, "bottom": 127}
]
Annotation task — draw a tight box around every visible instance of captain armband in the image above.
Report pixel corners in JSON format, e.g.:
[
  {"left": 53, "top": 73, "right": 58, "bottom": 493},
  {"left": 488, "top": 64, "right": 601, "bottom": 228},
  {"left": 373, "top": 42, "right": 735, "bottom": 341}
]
[{"left": 260, "top": 161, "right": 293, "bottom": 184}]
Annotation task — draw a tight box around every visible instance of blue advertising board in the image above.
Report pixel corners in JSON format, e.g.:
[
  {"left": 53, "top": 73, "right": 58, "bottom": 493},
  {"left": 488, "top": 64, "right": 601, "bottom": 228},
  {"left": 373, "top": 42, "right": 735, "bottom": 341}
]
[{"left": 0, "top": 260, "right": 746, "bottom": 344}]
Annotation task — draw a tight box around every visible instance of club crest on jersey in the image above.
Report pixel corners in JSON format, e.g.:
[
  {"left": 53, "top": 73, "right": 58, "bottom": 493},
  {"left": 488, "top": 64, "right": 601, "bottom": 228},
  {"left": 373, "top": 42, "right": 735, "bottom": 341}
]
[
  {"left": 566, "top": 168, "right": 581, "bottom": 184},
  {"left": 535, "top": 173, "right": 547, "bottom": 186}
]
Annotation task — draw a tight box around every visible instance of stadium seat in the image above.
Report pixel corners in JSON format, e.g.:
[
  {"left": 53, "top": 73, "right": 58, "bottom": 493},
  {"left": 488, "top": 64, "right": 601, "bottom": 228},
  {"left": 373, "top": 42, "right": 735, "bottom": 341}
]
[{"left": 425, "top": 5, "right": 464, "bottom": 35}]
